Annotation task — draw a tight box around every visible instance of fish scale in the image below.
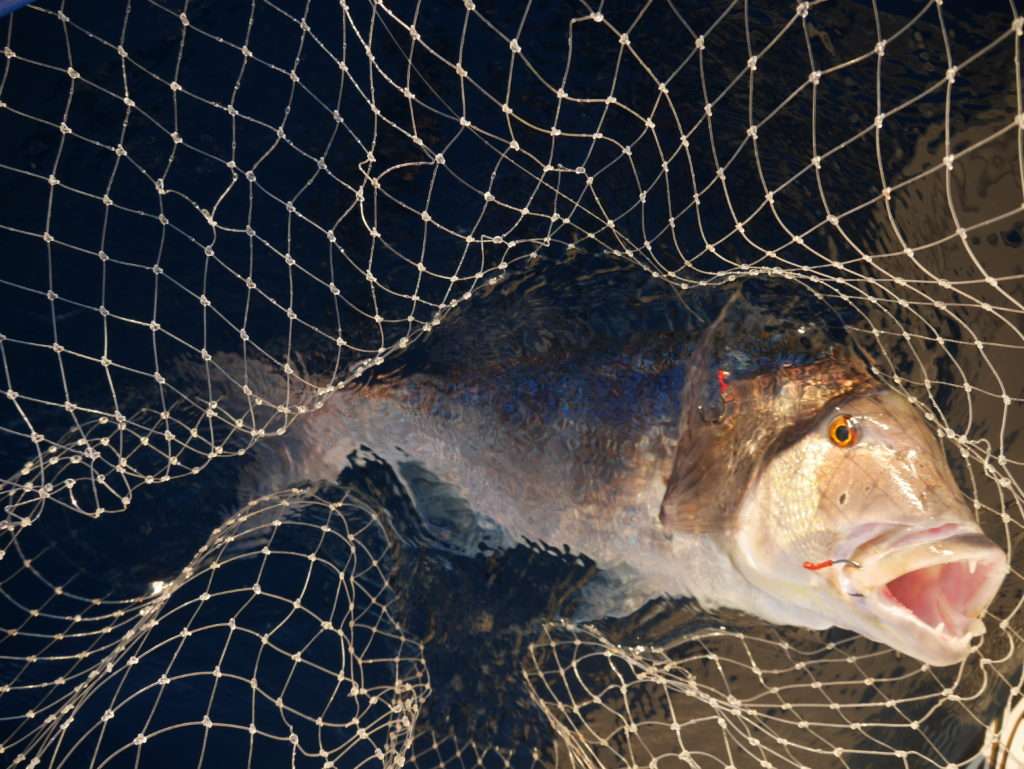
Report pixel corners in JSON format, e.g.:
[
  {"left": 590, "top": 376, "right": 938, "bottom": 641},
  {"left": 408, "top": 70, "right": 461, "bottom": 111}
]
[{"left": 245, "top": 258, "right": 1008, "bottom": 666}]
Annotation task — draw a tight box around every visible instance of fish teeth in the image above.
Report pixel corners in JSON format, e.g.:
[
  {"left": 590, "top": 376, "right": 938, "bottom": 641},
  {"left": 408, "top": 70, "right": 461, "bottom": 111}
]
[
  {"left": 934, "top": 621, "right": 946, "bottom": 634},
  {"left": 968, "top": 559, "right": 977, "bottom": 575}
]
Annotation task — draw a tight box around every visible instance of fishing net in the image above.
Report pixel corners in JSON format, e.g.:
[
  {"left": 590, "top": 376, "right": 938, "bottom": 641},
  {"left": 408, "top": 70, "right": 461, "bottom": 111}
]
[{"left": 0, "top": 0, "right": 1022, "bottom": 767}]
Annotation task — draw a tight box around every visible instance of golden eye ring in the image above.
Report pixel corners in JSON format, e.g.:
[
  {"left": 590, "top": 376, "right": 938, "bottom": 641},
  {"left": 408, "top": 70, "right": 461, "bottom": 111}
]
[{"left": 828, "top": 414, "right": 856, "bottom": 448}]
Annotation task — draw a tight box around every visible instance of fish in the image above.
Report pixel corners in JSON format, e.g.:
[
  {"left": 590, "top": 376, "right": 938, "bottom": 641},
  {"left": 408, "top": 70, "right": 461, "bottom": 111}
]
[{"left": 238, "top": 259, "right": 1009, "bottom": 668}]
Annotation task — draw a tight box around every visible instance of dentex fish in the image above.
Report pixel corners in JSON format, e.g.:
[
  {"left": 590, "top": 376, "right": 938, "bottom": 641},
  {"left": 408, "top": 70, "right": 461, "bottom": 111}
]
[{"left": 241, "top": 259, "right": 1009, "bottom": 667}]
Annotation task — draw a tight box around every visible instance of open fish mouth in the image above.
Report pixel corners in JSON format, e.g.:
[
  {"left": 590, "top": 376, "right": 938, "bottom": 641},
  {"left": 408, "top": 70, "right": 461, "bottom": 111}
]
[{"left": 842, "top": 523, "right": 1008, "bottom": 662}]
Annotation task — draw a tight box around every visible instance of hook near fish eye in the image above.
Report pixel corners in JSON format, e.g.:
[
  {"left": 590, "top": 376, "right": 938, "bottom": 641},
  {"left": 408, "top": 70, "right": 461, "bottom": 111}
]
[
  {"left": 828, "top": 414, "right": 857, "bottom": 448},
  {"left": 699, "top": 369, "right": 733, "bottom": 424},
  {"left": 716, "top": 369, "right": 732, "bottom": 400}
]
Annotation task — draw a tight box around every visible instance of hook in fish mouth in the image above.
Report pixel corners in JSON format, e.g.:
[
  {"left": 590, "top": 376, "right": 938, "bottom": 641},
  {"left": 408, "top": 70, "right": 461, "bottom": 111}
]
[
  {"left": 802, "top": 558, "right": 864, "bottom": 596},
  {"left": 836, "top": 522, "right": 1009, "bottom": 662}
]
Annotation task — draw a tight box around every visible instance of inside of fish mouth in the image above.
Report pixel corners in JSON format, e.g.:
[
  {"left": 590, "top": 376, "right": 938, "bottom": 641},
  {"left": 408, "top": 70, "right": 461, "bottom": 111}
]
[{"left": 878, "top": 557, "right": 1002, "bottom": 636}]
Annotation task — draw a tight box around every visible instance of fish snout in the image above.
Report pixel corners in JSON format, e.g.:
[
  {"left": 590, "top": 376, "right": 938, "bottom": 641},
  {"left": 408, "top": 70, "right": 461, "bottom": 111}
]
[{"left": 836, "top": 522, "right": 1009, "bottom": 665}]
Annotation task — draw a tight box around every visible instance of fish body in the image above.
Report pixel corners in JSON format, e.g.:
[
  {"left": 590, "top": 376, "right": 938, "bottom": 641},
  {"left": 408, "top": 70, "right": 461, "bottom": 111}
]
[
  {"left": 275, "top": 264, "right": 695, "bottom": 563},
  {"left": 250, "top": 262, "right": 1007, "bottom": 666}
]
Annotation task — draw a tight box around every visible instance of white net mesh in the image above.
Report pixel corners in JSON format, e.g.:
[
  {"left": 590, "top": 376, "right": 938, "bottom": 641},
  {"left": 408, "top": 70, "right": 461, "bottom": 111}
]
[{"left": 0, "top": 1, "right": 1022, "bottom": 767}]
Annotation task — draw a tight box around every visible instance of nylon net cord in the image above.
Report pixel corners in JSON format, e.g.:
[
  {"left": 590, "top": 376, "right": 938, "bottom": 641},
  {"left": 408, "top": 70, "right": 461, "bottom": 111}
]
[{"left": 0, "top": 1, "right": 1021, "bottom": 768}]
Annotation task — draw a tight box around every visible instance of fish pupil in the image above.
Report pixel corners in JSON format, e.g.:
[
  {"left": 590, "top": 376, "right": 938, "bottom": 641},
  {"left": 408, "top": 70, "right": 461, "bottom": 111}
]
[{"left": 834, "top": 424, "right": 849, "bottom": 443}]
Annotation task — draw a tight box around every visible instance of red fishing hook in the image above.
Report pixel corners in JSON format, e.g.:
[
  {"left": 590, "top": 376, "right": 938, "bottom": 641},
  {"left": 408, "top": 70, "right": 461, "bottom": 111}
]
[
  {"left": 717, "top": 369, "right": 732, "bottom": 402},
  {"left": 802, "top": 558, "right": 861, "bottom": 571}
]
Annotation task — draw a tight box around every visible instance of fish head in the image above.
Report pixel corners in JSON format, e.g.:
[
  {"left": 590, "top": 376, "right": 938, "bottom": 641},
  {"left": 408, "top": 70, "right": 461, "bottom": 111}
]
[
  {"left": 732, "top": 388, "right": 1009, "bottom": 667},
  {"left": 661, "top": 292, "right": 1009, "bottom": 666}
]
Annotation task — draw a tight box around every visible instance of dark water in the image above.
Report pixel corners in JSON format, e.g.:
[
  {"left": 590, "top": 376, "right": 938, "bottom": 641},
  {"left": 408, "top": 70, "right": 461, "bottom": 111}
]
[{"left": 0, "top": 1, "right": 1021, "bottom": 768}]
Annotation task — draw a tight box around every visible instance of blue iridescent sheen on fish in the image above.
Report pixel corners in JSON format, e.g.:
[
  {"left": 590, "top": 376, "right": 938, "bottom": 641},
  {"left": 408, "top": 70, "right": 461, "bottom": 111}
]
[{"left": 231, "top": 256, "right": 1008, "bottom": 667}]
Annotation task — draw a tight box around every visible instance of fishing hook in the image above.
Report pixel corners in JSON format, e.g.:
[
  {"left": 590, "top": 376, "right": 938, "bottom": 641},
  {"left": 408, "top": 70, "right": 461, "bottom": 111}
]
[
  {"left": 716, "top": 369, "right": 732, "bottom": 401},
  {"left": 802, "top": 558, "right": 861, "bottom": 571},
  {"left": 802, "top": 558, "right": 864, "bottom": 598}
]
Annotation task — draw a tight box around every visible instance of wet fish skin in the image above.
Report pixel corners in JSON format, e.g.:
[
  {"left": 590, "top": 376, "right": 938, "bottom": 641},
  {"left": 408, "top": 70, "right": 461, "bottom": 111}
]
[
  {"left": 232, "top": 267, "right": 1008, "bottom": 666},
  {"left": 729, "top": 387, "right": 1007, "bottom": 666},
  {"left": 658, "top": 296, "right": 1008, "bottom": 666}
]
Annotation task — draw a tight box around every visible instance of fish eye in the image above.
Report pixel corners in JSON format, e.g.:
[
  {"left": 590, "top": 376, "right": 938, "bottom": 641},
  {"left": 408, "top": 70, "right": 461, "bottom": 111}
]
[{"left": 828, "top": 414, "right": 857, "bottom": 448}]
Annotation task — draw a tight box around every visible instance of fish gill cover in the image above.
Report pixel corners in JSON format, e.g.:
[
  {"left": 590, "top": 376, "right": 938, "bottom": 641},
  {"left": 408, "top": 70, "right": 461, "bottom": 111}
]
[{"left": 0, "top": 1, "right": 1021, "bottom": 769}]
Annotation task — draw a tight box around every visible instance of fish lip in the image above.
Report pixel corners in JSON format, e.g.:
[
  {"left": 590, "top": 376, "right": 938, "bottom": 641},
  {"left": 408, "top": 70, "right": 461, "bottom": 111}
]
[
  {"left": 839, "top": 523, "right": 1009, "bottom": 660},
  {"left": 854, "top": 527, "right": 1003, "bottom": 585}
]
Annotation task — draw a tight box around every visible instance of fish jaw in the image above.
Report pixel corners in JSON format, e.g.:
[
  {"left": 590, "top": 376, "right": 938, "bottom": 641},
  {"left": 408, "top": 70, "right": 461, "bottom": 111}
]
[{"left": 834, "top": 523, "right": 1009, "bottom": 666}]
